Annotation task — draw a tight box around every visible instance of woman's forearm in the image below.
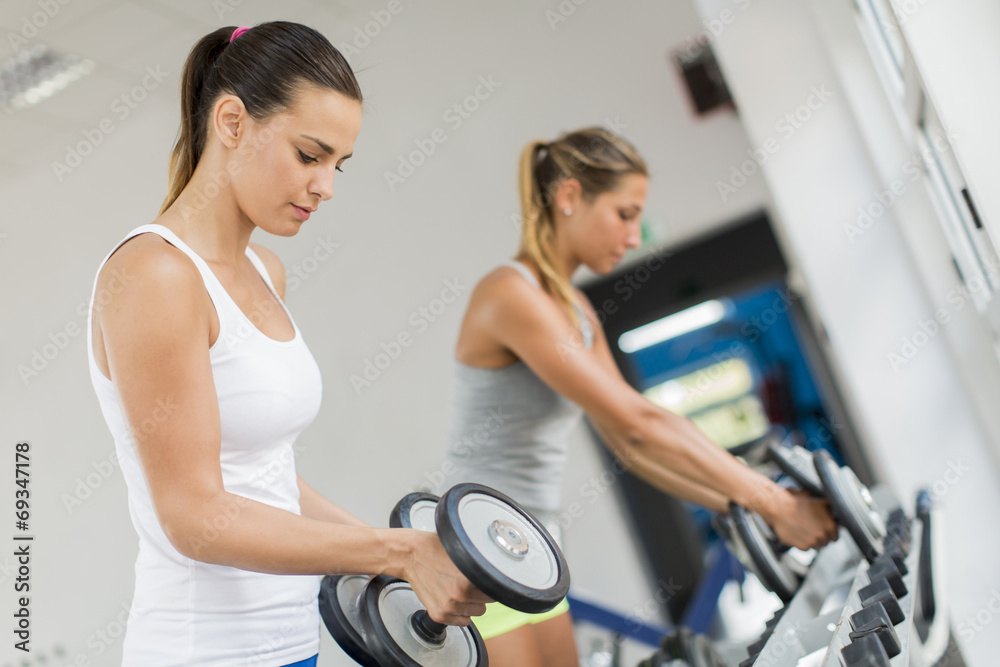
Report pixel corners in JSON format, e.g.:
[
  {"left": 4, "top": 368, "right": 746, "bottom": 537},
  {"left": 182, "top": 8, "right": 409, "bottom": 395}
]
[
  {"left": 165, "top": 489, "right": 411, "bottom": 577},
  {"left": 612, "top": 408, "right": 791, "bottom": 523},
  {"left": 592, "top": 422, "right": 729, "bottom": 512}
]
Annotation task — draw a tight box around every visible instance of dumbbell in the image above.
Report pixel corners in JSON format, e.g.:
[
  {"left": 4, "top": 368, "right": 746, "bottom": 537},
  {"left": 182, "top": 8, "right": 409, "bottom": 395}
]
[
  {"left": 319, "top": 483, "right": 570, "bottom": 666},
  {"left": 715, "top": 436, "right": 890, "bottom": 601},
  {"left": 768, "top": 438, "right": 889, "bottom": 561},
  {"left": 714, "top": 501, "right": 809, "bottom": 603},
  {"left": 318, "top": 492, "right": 445, "bottom": 665},
  {"left": 766, "top": 438, "right": 889, "bottom": 559},
  {"left": 810, "top": 449, "right": 887, "bottom": 562},
  {"left": 712, "top": 436, "right": 817, "bottom": 602}
]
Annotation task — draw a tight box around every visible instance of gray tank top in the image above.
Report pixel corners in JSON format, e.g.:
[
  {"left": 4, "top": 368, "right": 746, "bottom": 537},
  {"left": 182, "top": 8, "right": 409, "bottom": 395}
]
[{"left": 440, "top": 260, "right": 594, "bottom": 520}]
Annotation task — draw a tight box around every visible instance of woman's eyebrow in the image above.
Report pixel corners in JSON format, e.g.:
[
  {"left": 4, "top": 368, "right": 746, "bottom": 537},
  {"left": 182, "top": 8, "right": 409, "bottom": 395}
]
[{"left": 300, "top": 134, "right": 335, "bottom": 155}]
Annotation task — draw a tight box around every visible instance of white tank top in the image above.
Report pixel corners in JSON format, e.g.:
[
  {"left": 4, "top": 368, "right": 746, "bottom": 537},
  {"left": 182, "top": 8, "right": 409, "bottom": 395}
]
[{"left": 87, "top": 224, "right": 323, "bottom": 666}]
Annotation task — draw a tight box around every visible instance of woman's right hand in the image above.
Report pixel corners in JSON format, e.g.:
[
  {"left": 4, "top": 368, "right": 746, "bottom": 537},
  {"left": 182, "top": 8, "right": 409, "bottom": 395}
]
[
  {"left": 399, "top": 530, "right": 494, "bottom": 626},
  {"left": 764, "top": 488, "right": 839, "bottom": 551}
]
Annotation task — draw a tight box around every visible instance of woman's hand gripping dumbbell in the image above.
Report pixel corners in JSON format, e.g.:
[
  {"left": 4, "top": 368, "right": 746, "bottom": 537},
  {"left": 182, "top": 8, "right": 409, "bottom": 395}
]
[{"left": 319, "top": 484, "right": 571, "bottom": 666}]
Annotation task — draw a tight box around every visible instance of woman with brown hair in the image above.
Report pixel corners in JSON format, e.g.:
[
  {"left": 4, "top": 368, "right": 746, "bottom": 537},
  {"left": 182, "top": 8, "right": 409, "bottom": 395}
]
[
  {"left": 87, "top": 22, "right": 488, "bottom": 666},
  {"left": 440, "top": 127, "right": 838, "bottom": 666}
]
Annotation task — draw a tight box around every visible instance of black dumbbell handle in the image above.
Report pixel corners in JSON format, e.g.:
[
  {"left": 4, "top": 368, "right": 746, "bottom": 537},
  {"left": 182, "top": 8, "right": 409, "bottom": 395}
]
[
  {"left": 410, "top": 609, "right": 449, "bottom": 644},
  {"left": 769, "top": 537, "right": 793, "bottom": 555}
]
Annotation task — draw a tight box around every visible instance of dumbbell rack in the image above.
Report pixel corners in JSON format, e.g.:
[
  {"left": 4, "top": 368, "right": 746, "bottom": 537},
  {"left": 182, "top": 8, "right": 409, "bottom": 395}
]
[{"left": 735, "top": 487, "right": 949, "bottom": 667}]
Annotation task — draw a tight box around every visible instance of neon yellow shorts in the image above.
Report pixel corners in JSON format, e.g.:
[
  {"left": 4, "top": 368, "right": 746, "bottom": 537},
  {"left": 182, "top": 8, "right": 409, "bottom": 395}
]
[{"left": 473, "top": 598, "right": 571, "bottom": 640}]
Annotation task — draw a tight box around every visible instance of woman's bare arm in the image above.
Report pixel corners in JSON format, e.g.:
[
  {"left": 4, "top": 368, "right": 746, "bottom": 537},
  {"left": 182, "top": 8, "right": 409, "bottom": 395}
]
[
  {"left": 95, "top": 237, "right": 489, "bottom": 624},
  {"left": 470, "top": 270, "right": 837, "bottom": 550},
  {"left": 589, "top": 420, "right": 729, "bottom": 513}
]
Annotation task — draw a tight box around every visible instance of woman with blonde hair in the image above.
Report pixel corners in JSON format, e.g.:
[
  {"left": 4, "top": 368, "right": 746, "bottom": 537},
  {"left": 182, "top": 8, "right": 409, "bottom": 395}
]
[
  {"left": 88, "top": 22, "right": 488, "bottom": 666},
  {"left": 440, "top": 127, "right": 838, "bottom": 666}
]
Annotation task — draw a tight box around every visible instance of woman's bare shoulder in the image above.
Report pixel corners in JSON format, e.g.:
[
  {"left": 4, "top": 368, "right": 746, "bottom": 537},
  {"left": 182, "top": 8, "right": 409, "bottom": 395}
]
[
  {"left": 96, "top": 232, "right": 204, "bottom": 312},
  {"left": 472, "top": 262, "right": 540, "bottom": 302}
]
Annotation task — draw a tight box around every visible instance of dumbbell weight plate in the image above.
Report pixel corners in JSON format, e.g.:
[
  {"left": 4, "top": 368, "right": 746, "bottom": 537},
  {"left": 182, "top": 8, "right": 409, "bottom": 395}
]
[
  {"left": 390, "top": 492, "right": 440, "bottom": 531},
  {"left": 436, "top": 483, "right": 570, "bottom": 613},
  {"left": 729, "top": 503, "right": 802, "bottom": 603},
  {"left": 319, "top": 574, "right": 378, "bottom": 666},
  {"left": 714, "top": 512, "right": 755, "bottom": 568},
  {"left": 355, "top": 575, "right": 487, "bottom": 667},
  {"left": 843, "top": 468, "right": 887, "bottom": 542},
  {"left": 814, "top": 450, "right": 885, "bottom": 562},
  {"left": 767, "top": 440, "right": 825, "bottom": 497}
]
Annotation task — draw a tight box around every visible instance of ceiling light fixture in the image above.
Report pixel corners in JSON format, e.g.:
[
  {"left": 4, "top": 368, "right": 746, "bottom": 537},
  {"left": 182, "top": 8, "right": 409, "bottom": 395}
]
[{"left": 1, "top": 45, "right": 94, "bottom": 112}]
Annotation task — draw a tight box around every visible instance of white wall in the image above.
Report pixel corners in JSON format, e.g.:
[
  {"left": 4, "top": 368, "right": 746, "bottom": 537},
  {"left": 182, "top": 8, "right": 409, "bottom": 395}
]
[
  {"left": 0, "top": 1, "right": 779, "bottom": 665},
  {"left": 691, "top": 0, "right": 1000, "bottom": 665}
]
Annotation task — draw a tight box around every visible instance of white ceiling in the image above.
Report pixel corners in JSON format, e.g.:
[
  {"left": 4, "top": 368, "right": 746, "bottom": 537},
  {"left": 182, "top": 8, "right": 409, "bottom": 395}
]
[{"left": 0, "top": 0, "right": 368, "bottom": 179}]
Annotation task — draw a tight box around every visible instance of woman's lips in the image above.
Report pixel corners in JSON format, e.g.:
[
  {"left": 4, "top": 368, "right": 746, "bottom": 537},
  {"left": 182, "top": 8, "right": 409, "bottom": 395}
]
[{"left": 291, "top": 204, "right": 311, "bottom": 221}]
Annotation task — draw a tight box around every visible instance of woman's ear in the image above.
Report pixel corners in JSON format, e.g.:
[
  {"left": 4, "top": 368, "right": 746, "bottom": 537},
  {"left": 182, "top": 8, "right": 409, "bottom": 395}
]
[
  {"left": 212, "top": 95, "right": 246, "bottom": 150},
  {"left": 554, "top": 178, "right": 583, "bottom": 216}
]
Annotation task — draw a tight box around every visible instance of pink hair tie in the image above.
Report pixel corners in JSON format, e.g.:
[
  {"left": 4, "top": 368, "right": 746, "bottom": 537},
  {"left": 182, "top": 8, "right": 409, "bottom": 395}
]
[{"left": 230, "top": 26, "right": 251, "bottom": 42}]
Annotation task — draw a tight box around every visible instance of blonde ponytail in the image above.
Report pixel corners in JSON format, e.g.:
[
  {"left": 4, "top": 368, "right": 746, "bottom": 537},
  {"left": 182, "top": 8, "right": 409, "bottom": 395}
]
[
  {"left": 516, "top": 128, "right": 648, "bottom": 328},
  {"left": 517, "top": 141, "right": 582, "bottom": 327}
]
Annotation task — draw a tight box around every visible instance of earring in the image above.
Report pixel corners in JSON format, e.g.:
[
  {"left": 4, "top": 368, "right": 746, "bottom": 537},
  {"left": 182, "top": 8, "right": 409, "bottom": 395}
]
[{"left": 563, "top": 208, "right": 572, "bottom": 216}]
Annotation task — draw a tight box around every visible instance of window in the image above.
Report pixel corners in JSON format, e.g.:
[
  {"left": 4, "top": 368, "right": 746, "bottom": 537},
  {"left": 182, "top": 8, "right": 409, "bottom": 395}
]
[
  {"left": 855, "top": 0, "right": 905, "bottom": 98},
  {"left": 854, "top": 0, "right": 1000, "bottom": 321},
  {"left": 916, "top": 100, "right": 1000, "bottom": 311}
]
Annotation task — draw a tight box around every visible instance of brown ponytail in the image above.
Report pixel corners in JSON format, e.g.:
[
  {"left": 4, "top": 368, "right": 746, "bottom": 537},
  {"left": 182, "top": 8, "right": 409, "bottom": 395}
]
[
  {"left": 160, "top": 22, "right": 363, "bottom": 214},
  {"left": 516, "top": 127, "right": 647, "bottom": 326}
]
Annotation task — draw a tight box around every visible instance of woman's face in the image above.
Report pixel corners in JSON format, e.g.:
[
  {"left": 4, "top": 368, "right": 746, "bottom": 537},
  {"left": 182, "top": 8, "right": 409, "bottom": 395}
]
[
  {"left": 231, "top": 87, "right": 363, "bottom": 237},
  {"left": 564, "top": 173, "right": 648, "bottom": 274}
]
